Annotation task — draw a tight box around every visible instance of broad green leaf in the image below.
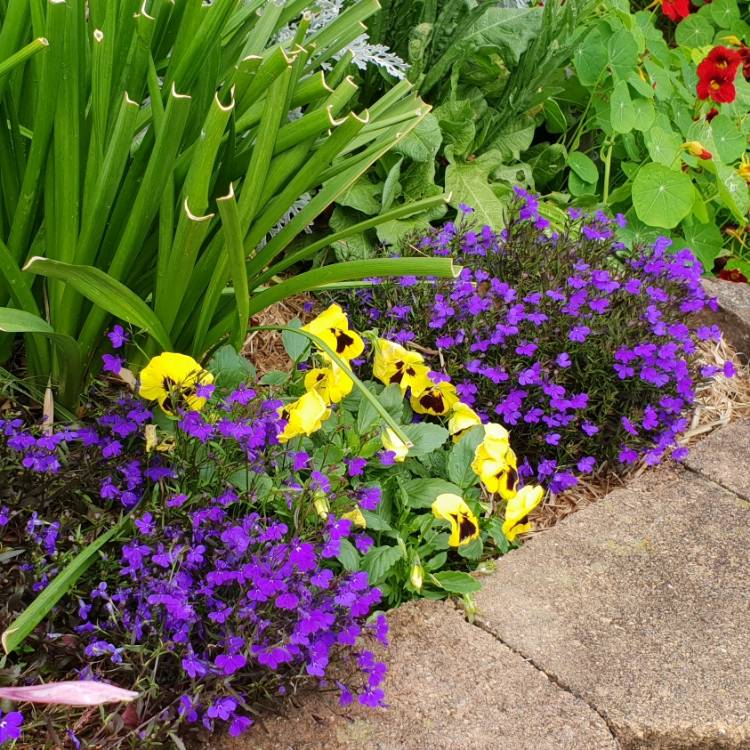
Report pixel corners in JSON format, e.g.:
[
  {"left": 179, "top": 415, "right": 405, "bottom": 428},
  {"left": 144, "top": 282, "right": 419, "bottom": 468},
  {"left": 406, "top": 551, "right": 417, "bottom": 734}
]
[
  {"left": 401, "top": 478, "right": 464, "bottom": 509},
  {"left": 337, "top": 539, "right": 361, "bottom": 572},
  {"left": 360, "top": 510, "right": 393, "bottom": 532},
  {"left": 645, "top": 126, "right": 682, "bottom": 166},
  {"left": 401, "top": 423, "right": 449, "bottom": 457},
  {"left": 24, "top": 258, "right": 172, "bottom": 351},
  {"left": 607, "top": 29, "right": 639, "bottom": 80},
  {"left": 2, "top": 516, "right": 129, "bottom": 654},
  {"left": 361, "top": 544, "right": 404, "bottom": 584},
  {"left": 681, "top": 220, "right": 724, "bottom": 272},
  {"left": 281, "top": 319, "right": 311, "bottom": 363},
  {"left": 631, "top": 164, "right": 694, "bottom": 228},
  {"left": 711, "top": 161, "right": 750, "bottom": 221},
  {"left": 431, "top": 570, "right": 482, "bottom": 594},
  {"left": 543, "top": 99, "right": 567, "bottom": 133},
  {"left": 393, "top": 113, "right": 442, "bottom": 162},
  {"left": 568, "top": 151, "right": 599, "bottom": 184},
  {"left": 491, "top": 117, "right": 535, "bottom": 162},
  {"left": 709, "top": 0, "right": 740, "bottom": 28},
  {"left": 357, "top": 383, "right": 404, "bottom": 434},
  {"left": 708, "top": 115, "right": 746, "bottom": 163},
  {"left": 381, "top": 157, "right": 403, "bottom": 213},
  {"left": 609, "top": 79, "right": 635, "bottom": 134},
  {"left": 445, "top": 160, "right": 507, "bottom": 230},
  {"left": 574, "top": 26, "right": 611, "bottom": 86},
  {"left": 631, "top": 99, "right": 656, "bottom": 132},
  {"left": 337, "top": 180, "right": 382, "bottom": 215},
  {"left": 434, "top": 100, "right": 476, "bottom": 158},
  {"left": 206, "top": 345, "right": 255, "bottom": 390},
  {"left": 674, "top": 14, "right": 715, "bottom": 48},
  {"left": 447, "top": 426, "right": 485, "bottom": 488}
]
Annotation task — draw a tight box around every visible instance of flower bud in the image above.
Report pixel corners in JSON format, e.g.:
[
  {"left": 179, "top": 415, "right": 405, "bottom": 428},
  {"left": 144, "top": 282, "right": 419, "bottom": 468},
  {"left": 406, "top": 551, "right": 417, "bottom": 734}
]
[
  {"left": 313, "top": 492, "right": 330, "bottom": 519},
  {"left": 410, "top": 563, "right": 424, "bottom": 591}
]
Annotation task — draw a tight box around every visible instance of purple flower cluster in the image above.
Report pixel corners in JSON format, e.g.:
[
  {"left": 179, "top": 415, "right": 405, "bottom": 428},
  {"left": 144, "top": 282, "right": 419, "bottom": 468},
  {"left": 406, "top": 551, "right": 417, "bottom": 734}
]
[
  {"left": 78, "top": 501, "right": 387, "bottom": 735},
  {"left": 343, "top": 189, "right": 725, "bottom": 489},
  {"left": 1, "top": 374, "right": 389, "bottom": 745}
]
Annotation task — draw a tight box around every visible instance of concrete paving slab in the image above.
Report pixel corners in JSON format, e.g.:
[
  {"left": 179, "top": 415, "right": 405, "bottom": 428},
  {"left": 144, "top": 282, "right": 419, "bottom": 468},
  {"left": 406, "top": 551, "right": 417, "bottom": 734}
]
[
  {"left": 475, "top": 465, "right": 750, "bottom": 749},
  {"left": 683, "top": 419, "right": 750, "bottom": 500},
  {"left": 222, "top": 599, "right": 617, "bottom": 750}
]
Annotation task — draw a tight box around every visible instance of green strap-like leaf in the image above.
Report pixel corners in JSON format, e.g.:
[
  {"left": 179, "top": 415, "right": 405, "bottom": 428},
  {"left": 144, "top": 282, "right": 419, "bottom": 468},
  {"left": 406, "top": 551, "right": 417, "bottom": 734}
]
[
  {"left": 2, "top": 515, "right": 130, "bottom": 654},
  {"left": 0, "top": 307, "right": 82, "bottom": 407},
  {"left": 23, "top": 257, "right": 173, "bottom": 352}
]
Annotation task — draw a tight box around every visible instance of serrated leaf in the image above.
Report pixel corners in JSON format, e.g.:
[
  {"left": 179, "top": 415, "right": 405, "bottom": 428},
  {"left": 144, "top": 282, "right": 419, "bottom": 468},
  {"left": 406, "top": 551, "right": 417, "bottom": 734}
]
[
  {"left": 445, "top": 161, "right": 507, "bottom": 230},
  {"left": 393, "top": 113, "right": 442, "bottom": 162},
  {"left": 361, "top": 544, "right": 404, "bottom": 584},
  {"left": 400, "top": 422, "right": 449, "bottom": 457},
  {"left": 337, "top": 539, "right": 360, "bottom": 572}
]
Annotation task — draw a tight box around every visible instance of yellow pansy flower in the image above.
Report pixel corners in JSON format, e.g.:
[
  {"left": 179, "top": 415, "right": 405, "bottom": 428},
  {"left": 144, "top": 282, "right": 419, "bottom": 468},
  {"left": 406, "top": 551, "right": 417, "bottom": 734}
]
[
  {"left": 502, "top": 485, "right": 544, "bottom": 542},
  {"left": 381, "top": 427, "right": 409, "bottom": 462},
  {"left": 341, "top": 506, "right": 367, "bottom": 528},
  {"left": 431, "top": 493, "right": 480, "bottom": 547},
  {"left": 372, "top": 338, "right": 431, "bottom": 396},
  {"left": 410, "top": 379, "right": 459, "bottom": 416},
  {"left": 302, "top": 303, "right": 364, "bottom": 360},
  {"left": 277, "top": 390, "right": 330, "bottom": 443},
  {"left": 303, "top": 360, "right": 353, "bottom": 404},
  {"left": 139, "top": 352, "right": 214, "bottom": 415},
  {"left": 448, "top": 402, "right": 482, "bottom": 442},
  {"left": 471, "top": 423, "right": 518, "bottom": 500}
]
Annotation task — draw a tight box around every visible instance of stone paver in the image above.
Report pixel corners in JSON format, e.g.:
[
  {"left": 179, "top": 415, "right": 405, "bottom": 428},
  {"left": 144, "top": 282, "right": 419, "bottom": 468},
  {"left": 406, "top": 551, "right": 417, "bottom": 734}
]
[
  {"left": 475, "top": 459, "right": 750, "bottom": 749},
  {"left": 702, "top": 278, "right": 750, "bottom": 355},
  {"left": 223, "top": 599, "right": 616, "bottom": 750},
  {"left": 684, "top": 418, "right": 750, "bottom": 500}
]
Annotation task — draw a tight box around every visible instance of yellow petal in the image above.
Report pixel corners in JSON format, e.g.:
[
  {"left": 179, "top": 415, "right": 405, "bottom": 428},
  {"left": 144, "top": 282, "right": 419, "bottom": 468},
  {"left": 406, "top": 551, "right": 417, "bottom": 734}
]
[
  {"left": 341, "top": 506, "right": 367, "bottom": 528},
  {"left": 381, "top": 427, "right": 409, "bottom": 461},
  {"left": 448, "top": 402, "right": 482, "bottom": 442}
]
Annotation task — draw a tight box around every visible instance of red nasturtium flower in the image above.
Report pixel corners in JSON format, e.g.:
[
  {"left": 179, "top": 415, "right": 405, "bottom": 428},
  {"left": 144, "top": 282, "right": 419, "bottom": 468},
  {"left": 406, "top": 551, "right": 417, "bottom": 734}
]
[
  {"left": 661, "top": 0, "right": 691, "bottom": 21},
  {"left": 718, "top": 268, "right": 749, "bottom": 284},
  {"left": 696, "top": 46, "right": 742, "bottom": 103}
]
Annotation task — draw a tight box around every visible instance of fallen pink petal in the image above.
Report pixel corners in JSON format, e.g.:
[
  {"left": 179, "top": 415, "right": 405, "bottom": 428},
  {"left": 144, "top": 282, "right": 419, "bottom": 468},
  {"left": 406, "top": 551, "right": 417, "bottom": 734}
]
[{"left": 0, "top": 681, "right": 139, "bottom": 706}]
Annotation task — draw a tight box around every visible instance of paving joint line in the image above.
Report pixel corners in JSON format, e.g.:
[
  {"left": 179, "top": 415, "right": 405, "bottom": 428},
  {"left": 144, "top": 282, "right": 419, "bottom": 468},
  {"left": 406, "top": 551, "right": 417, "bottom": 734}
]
[
  {"left": 683, "top": 463, "right": 750, "bottom": 504},
  {"left": 450, "top": 599, "right": 621, "bottom": 748}
]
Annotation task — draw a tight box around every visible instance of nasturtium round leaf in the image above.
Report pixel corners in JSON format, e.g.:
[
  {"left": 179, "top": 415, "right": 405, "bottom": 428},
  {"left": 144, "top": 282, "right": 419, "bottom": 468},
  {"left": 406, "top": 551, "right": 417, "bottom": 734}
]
[
  {"left": 709, "top": 0, "right": 740, "bottom": 28},
  {"left": 631, "top": 98, "right": 656, "bottom": 132},
  {"left": 708, "top": 115, "right": 746, "bottom": 163},
  {"left": 713, "top": 161, "right": 750, "bottom": 221},
  {"left": 610, "top": 79, "right": 636, "bottom": 134},
  {"left": 607, "top": 29, "right": 639, "bottom": 80},
  {"left": 568, "top": 151, "right": 599, "bottom": 183},
  {"left": 644, "top": 126, "right": 682, "bottom": 166},
  {"left": 632, "top": 163, "right": 695, "bottom": 228},
  {"left": 543, "top": 99, "right": 567, "bottom": 133},
  {"left": 574, "top": 26, "right": 611, "bottom": 85},
  {"left": 681, "top": 219, "right": 724, "bottom": 272},
  {"left": 674, "top": 14, "right": 715, "bottom": 48}
]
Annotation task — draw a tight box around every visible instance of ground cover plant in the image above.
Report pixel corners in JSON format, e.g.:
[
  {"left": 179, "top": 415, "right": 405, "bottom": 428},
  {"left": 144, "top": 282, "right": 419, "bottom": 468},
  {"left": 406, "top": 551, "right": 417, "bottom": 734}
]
[
  {"left": 0, "top": 304, "right": 545, "bottom": 747},
  {"left": 340, "top": 189, "right": 731, "bottom": 490},
  {"left": 0, "top": 0, "right": 458, "bottom": 407}
]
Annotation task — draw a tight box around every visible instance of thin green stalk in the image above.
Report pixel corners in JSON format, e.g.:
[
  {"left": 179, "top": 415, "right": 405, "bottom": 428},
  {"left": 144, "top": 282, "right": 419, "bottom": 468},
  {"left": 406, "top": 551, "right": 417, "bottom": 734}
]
[{"left": 0, "top": 37, "right": 48, "bottom": 79}]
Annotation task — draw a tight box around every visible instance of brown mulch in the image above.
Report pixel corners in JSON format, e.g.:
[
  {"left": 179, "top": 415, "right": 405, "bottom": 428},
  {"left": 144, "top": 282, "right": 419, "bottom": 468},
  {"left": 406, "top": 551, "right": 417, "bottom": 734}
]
[{"left": 243, "top": 295, "right": 318, "bottom": 376}]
